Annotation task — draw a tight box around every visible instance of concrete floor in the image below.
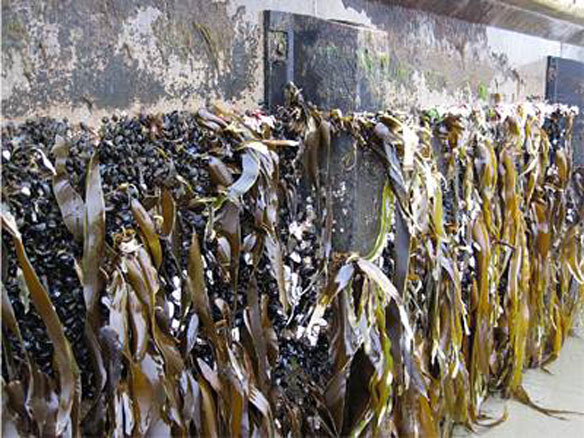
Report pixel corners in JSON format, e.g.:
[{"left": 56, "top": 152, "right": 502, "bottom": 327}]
[{"left": 455, "top": 335, "right": 584, "bottom": 438}]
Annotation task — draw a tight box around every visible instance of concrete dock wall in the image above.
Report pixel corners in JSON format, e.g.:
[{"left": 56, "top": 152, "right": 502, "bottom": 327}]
[{"left": 2, "top": 0, "right": 583, "bottom": 124}]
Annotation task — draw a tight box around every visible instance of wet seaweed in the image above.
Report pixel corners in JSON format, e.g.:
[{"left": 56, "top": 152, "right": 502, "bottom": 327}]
[{"left": 1, "top": 92, "right": 583, "bottom": 437}]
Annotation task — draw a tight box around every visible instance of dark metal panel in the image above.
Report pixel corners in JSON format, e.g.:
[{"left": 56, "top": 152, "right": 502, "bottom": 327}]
[
  {"left": 546, "top": 57, "right": 584, "bottom": 166},
  {"left": 264, "top": 11, "right": 367, "bottom": 112},
  {"left": 264, "top": 12, "right": 295, "bottom": 110},
  {"left": 264, "top": 11, "right": 385, "bottom": 255}
]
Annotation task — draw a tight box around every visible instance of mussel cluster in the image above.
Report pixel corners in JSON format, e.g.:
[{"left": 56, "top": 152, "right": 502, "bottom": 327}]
[{"left": 1, "top": 94, "right": 583, "bottom": 438}]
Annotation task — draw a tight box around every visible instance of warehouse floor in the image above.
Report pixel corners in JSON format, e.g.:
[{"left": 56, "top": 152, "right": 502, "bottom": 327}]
[{"left": 455, "top": 334, "right": 584, "bottom": 437}]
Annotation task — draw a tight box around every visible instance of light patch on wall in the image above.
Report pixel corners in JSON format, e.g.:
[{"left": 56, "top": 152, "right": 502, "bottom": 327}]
[
  {"left": 486, "top": 26, "right": 561, "bottom": 66},
  {"left": 315, "top": 0, "right": 374, "bottom": 27},
  {"left": 1, "top": 51, "right": 30, "bottom": 101},
  {"left": 41, "top": 23, "right": 62, "bottom": 59},
  {"left": 115, "top": 6, "right": 163, "bottom": 72},
  {"left": 114, "top": 6, "right": 210, "bottom": 96}
]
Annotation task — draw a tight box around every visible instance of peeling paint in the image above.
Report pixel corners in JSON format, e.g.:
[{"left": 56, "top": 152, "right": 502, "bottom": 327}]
[
  {"left": 2, "top": 0, "right": 262, "bottom": 124},
  {"left": 2, "top": 0, "right": 583, "bottom": 125}
]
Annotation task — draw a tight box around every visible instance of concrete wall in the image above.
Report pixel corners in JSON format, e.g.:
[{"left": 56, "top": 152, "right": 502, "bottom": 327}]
[
  {"left": 1, "top": 0, "right": 262, "bottom": 124},
  {"left": 2, "top": 0, "right": 583, "bottom": 124}
]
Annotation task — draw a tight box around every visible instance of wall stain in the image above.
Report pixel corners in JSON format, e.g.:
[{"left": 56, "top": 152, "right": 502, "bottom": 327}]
[{"left": 2, "top": 0, "right": 260, "bottom": 122}]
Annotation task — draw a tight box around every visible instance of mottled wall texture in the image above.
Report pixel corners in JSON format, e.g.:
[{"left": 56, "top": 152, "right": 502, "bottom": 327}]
[
  {"left": 2, "top": 0, "right": 262, "bottom": 123},
  {"left": 2, "top": 0, "right": 584, "bottom": 124}
]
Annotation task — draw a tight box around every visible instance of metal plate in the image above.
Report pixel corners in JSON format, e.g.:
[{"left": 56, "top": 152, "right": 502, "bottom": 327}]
[
  {"left": 264, "top": 11, "right": 385, "bottom": 254},
  {"left": 546, "top": 57, "right": 584, "bottom": 166}
]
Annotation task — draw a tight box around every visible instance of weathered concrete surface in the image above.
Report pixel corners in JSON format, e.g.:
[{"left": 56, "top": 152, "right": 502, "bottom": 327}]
[
  {"left": 265, "top": 8, "right": 583, "bottom": 111},
  {"left": 3, "top": 0, "right": 584, "bottom": 125},
  {"left": 502, "top": 0, "right": 584, "bottom": 25},
  {"left": 454, "top": 334, "right": 584, "bottom": 438},
  {"left": 342, "top": 0, "right": 584, "bottom": 45},
  {"left": 2, "top": 0, "right": 262, "bottom": 123}
]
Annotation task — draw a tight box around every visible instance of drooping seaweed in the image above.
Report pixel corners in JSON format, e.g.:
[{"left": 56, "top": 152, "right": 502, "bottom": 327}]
[{"left": 2, "top": 90, "right": 583, "bottom": 437}]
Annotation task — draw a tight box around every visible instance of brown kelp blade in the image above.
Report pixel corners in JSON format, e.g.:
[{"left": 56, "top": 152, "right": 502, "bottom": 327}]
[
  {"left": 514, "top": 386, "right": 584, "bottom": 420},
  {"left": 2, "top": 211, "right": 81, "bottom": 436},
  {"left": 1, "top": 94, "right": 582, "bottom": 438},
  {"left": 52, "top": 135, "right": 85, "bottom": 241}
]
